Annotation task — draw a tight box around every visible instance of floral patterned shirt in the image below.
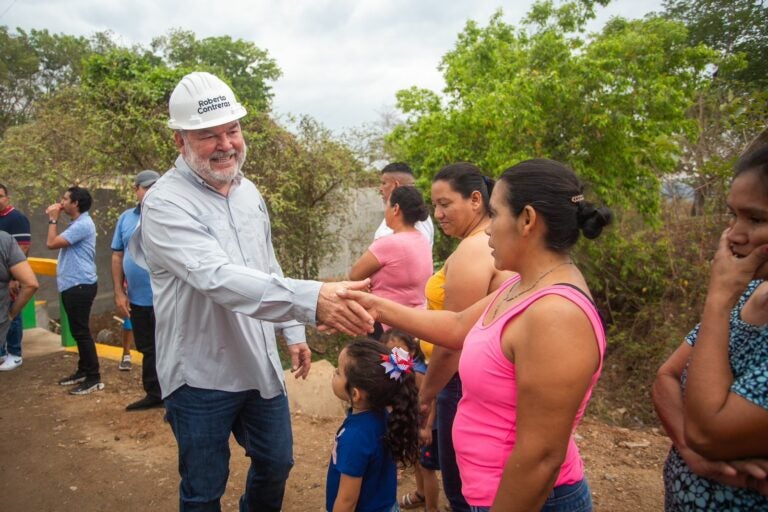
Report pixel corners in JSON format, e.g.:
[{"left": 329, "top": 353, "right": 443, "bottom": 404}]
[{"left": 664, "top": 280, "right": 768, "bottom": 511}]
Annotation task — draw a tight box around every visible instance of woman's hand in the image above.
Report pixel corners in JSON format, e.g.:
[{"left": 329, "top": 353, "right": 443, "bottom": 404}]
[
  {"left": 730, "top": 459, "right": 768, "bottom": 496},
  {"left": 335, "top": 287, "right": 381, "bottom": 321},
  {"left": 679, "top": 446, "right": 743, "bottom": 486},
  {"left": 707, "top": 229, "right": 768, "bottom": 308}
]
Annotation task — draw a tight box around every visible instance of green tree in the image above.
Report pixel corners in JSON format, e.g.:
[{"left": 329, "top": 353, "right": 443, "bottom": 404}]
[
  {"left": 151, "top": 29, "right": 281, "bottom": 112},
  {"left": 0, "top": 27, "right": 94, "bottom": 136},
  {"left": 246, "top": 115, "right": 369, "bottom": 279},
  {"left": 660, "top": 0, "right": 768, "bottom": 215},
  {"left": 390, "top": 5, "right": 715, "bottom": 223},
  {"left": 0, "top": 30, "right": 367, "bottom": 281},
  {"left": 663, "top": 0, "right": 768, "bottom": 85}
]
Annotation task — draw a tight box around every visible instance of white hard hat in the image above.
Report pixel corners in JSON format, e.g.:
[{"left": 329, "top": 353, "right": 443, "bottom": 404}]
[{"left": 168, "top": 71, "right": 247, "bottom": 130}]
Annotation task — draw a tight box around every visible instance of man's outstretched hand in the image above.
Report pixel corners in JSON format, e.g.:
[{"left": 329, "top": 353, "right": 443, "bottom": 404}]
[{"left": 316, "top": 279, "right": 374, "bottom": 336}]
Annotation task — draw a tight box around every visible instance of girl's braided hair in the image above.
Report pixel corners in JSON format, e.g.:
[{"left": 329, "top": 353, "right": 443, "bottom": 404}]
[{"left": 343, "top": 339, "right": 420, "bottom": 467}]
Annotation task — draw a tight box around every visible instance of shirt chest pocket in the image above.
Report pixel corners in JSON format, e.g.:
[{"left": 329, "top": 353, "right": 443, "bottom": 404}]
[
  {"left": 199, "top": 210, "right": 271, "bottom": 269},
  {"left": 198, "top": 213, "right": 238, "bottom": 257},
  {"left": 238, "top": 218, "right": 271, "bottom": 269}
]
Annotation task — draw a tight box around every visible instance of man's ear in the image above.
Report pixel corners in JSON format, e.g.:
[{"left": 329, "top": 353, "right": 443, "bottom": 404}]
[{"left": 174, "top": 131, "right": 186, "bottom": 152}]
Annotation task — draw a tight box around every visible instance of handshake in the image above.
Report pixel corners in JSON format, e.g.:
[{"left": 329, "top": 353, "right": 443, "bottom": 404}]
[{"left": 315, "top": 279, "right": 379, "bottom": 336}]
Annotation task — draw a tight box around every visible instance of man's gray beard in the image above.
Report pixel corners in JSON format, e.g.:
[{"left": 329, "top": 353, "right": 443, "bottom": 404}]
[{"left": 182, "top": 142, "right": 247, "bottom": 187}]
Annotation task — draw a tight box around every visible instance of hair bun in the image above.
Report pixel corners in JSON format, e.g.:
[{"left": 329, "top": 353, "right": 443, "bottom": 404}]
[{"left": 576, "top": 202, "right": 613, "bottom": 239}]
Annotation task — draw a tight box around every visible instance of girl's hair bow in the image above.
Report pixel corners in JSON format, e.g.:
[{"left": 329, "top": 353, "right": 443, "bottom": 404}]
[{"left": 380, "top": 346, "right": 413, "bottom": 382}]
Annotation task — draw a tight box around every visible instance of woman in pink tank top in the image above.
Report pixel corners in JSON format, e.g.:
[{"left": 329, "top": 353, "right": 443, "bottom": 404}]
[{"left": 342, "top": 159, "right": 612, "bottom": 511}]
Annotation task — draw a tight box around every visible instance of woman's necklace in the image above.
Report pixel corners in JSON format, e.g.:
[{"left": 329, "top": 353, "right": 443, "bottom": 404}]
[{"left": 492, "top": 261, "right": 574, "bottom": 317}]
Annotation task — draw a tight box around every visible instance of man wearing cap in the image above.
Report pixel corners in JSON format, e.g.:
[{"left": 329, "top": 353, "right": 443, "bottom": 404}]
[
  {"left": 110, "top": 170, "right": 163, "bottom": 411},
  {"left": 135, "top": 71, "right": 373, "bottom": 511}
]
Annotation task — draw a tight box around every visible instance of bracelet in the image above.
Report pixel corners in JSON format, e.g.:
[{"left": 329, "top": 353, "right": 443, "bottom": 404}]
[{"left": 48, "top": 219, "right": 57, "bottom": 225}]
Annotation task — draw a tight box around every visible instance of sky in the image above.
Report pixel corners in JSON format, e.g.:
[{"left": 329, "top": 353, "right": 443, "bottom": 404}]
[{"left": 1, "top": 0, "right": 663, "bottom": 134}]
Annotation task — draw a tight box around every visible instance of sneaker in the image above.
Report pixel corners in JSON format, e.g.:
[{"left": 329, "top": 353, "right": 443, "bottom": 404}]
[
  {"left": 118, "top": 354, "right": 132, "bottom": 371},
  {"left": 125, "top": 395, "right": 164, "bottom": 411},
  {"left": 58, "top": 372, "right": 87, "bottom": 386},
  {"left": 0, "top": 355, "right": 22, "bottom": 371},
  {"left": 69, "top": 381, "right": 105, "bottom": 395}
]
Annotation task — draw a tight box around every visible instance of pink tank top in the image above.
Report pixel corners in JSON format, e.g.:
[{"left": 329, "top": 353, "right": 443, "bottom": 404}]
[{"left": 453, "top": 276, "right": 606, "bottom": 505}]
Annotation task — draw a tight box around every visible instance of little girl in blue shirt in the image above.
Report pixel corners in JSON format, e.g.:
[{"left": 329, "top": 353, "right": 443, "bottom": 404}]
[{"left": 326, "top": 339, "right": 420, "bottom": 511}]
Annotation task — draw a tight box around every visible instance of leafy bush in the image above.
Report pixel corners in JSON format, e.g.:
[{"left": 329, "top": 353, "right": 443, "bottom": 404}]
[{"left": 580, "top": 206, "right": 724, "bottom": 425}]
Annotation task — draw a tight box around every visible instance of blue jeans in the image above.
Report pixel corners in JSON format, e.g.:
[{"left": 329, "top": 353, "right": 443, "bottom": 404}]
[
  {"left": 437, "top": 374, "right": 470, "bottom": 512},
  {"left": 164, "top": 385, "right": 294, "bottom": 512},
  {"left": 468, "top": 478, "right": 593, "bottom": 512},
  {"left": 1, "top": 304, "right": 22, "bottom": 357}
]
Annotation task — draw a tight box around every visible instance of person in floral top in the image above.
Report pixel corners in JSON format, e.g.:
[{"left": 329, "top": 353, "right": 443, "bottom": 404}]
[{"left": 653, "top": 145, "right": 768, "bottom": 511}]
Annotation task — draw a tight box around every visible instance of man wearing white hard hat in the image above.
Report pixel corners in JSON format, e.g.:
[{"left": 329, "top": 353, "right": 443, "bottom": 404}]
[{"left": 135, "top": 71, "right": 373, "bottom": 511}]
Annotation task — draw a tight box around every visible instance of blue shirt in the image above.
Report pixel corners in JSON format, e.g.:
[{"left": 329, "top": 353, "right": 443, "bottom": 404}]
[
  {"left": 326, "top": 410, "right": 396, "bottom": 511},
  {"left": 57, "top": 212, "right": 97, "bottom": 292},
  {"left": 111, "top": 206, "right": 152, "bottom": 306},
  {"left": 663, "top": 280, "right": 768, "bottom": 510}
]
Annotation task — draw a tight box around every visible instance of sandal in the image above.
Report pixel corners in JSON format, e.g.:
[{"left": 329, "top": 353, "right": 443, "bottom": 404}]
[{"left": 400, "top": 491, "right": 426, "bottom": 509}]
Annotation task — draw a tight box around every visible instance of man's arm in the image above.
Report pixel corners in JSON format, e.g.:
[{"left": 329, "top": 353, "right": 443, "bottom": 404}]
[
  {"left": 111, "top": 251, "right": 130, "bottom": 318},
  {"left": 8, "top": 259, "right": 38, "bottom": 319},
  {"left": 141, "top": 199, "right": 372, "bottom": 335},
  {"left": 44, "top": 204, "right": 69, "bottom": 250}
]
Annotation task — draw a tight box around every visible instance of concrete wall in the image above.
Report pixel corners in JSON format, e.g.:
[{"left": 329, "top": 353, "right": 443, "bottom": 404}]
[
  {"left": 318, "top": 188, "right": 383, "bottom": 279},
  {"left": 19, "top": 187, "right": 384, "bottom": 322}
]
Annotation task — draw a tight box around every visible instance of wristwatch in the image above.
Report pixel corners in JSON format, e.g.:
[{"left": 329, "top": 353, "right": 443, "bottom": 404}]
[{"left": 48, "top": 219, "right": 57, "bottom": 225}]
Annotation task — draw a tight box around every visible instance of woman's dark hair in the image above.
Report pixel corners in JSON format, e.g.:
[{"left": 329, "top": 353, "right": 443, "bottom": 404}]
[
  {"left": 343, "top": 339, "right": 419, "bottom": 467},
  {"left": 66, "top": 186, "right": 93, "bottom": 213},
  {"left": 380, "top": 329, "right": 425, "bottom": 362},
  {"left": 735, "top": 145, "right": 768, "bottom": 192},
  {"left": 499, "top": 159, "right": 612, "bottom": 252},
  {"left": 433, "top": 162, "right": 494, "bottom": 214},
  {"left": 389, "top": 186, "right": 429, "bottom": 225}
]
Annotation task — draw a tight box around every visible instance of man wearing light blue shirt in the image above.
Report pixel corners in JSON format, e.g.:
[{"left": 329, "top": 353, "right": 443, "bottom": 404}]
[
  {"left": 45, "top": 186, "right": 101, "bottom": 395},
  {"left": 111, "top": 170, "right": 163, "bottom": 411},
  {"left": 135, "top": 71, "right": 373, "bottom": 512}
]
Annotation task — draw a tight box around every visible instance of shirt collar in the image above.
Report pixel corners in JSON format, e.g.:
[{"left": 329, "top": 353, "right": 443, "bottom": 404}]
[{"left": 0, "top": 205, "right": 15, "bottom": 216}]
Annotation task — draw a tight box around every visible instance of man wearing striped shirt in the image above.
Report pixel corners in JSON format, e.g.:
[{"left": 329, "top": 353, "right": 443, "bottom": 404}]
[{"left": 0, "top": 184, "right": 31, "bottom": 372}]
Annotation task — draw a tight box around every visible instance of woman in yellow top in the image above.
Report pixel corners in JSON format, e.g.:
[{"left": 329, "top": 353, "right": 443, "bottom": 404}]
[{"left": 403, "top": 162, "right": 513, "bottom": 512}]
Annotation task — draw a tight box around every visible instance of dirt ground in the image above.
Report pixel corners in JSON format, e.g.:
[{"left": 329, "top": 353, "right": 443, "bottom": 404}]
[{"left": 0, "top": 349, "right": 670, "bottom": 512}]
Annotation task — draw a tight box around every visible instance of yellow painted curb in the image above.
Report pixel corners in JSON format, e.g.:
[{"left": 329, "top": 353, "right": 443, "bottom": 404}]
[{"left": 64, "top": 343, "right": 144, "bottom": 364}]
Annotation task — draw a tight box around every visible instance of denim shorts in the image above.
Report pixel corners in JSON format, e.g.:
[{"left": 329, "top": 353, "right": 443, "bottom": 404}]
[
  {"left": 469, "top": 478, "right": 592, "bottom": 512},
  {"left": 419, "top": 428, "right": 440, "bottom": 470}
]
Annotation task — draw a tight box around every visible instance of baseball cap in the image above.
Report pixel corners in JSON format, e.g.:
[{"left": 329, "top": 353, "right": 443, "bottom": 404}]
[{"left": 134, "top": 170, "right": 160, "bottom": 188}]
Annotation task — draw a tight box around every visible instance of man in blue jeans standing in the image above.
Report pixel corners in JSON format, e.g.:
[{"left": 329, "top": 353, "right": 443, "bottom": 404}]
[
  {"left": 134, "top": 72, "right": 373, "bottom": 511},
  {"left": 46, "top": 186, "right": 101, "bottom": 395},
  {"left": 0, "top": 183, "right": 32, "bottom": 372},
  {"left": 111, "top": 169, "right": 163, "bottom": 411}
]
